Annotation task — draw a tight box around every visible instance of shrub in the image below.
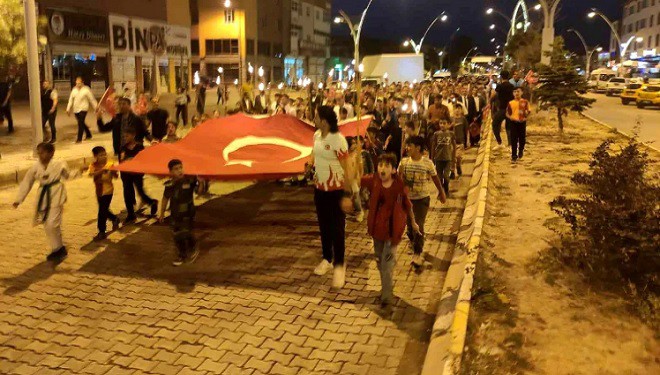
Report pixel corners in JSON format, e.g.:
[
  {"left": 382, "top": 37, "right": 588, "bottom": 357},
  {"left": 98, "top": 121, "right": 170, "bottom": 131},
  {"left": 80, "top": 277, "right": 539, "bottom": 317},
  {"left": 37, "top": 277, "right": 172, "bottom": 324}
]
[{"left": 550, "top": 138, "right": 659, "bottom": 305}]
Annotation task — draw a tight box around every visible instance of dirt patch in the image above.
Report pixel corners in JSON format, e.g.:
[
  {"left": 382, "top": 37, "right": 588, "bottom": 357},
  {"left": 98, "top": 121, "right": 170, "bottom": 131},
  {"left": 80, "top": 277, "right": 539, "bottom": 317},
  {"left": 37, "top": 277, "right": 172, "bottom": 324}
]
[{"left": 462, "top": 112, "right": 660, "bottom": 375}]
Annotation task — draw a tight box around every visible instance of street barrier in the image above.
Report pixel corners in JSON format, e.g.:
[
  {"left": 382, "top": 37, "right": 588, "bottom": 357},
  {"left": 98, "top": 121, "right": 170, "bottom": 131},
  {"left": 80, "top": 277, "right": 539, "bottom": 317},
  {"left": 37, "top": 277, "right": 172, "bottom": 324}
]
[{"left": 421, "top": 110, "right": 494, "bottom": 375}]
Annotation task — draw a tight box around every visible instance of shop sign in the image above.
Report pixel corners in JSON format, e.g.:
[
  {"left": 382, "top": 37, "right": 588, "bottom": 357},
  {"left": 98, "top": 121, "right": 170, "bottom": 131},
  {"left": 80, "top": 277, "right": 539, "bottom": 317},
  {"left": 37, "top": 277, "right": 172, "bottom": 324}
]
[
  {"left": 109, "top": 15, "right": 190, "bottom": 59},
  {"left": 46, "top": 9, "right": 108, "bottom": 45}
]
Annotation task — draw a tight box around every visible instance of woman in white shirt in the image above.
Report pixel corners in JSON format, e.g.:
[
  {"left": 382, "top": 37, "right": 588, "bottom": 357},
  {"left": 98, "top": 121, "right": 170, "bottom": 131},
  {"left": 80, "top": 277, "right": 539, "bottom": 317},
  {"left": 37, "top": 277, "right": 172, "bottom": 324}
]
[{"left": 310, "top": 106, "right": 353, "bottom": 289}]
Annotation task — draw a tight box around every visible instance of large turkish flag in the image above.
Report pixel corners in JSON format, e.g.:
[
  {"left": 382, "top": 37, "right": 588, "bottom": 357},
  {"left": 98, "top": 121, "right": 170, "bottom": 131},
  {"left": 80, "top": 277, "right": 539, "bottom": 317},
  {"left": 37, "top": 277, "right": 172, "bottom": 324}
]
[{"left": 115, "top": 113, "right": 371, "bottom": 180}]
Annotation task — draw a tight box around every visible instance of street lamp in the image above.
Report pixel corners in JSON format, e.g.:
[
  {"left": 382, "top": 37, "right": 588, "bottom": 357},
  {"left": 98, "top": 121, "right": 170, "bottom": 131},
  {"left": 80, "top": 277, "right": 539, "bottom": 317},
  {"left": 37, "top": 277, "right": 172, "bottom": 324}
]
[
  {"left": 224, "top": 0, "right": 231, "bottom": 8},
  {"left": 587, "top": 8, "right": 626, "bottom": 62},
  {"left": 489, "top": 24, "right": 496, "bottom": 30},
  {"left": 401, "top": 12, "right": 449, "bottom": 55},
  {"left": 538, "top": 1, "right": 562, "bottom": 65},
  {"left": 462, "top": 47, "right": 478, "bottom": 65},
  {"left": 335, "top": 0, "right": 377, "bottom": 123},
  {"left": 566, "top": 28, "right": 599, "bottom": 74}
]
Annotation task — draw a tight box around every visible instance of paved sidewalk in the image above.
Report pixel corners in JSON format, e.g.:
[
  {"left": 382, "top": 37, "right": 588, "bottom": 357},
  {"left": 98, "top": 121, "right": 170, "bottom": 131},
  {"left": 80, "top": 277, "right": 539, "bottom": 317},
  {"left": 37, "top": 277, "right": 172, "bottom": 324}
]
[{"left": 0, "top": 149, "right": 475, "bottom": 374}]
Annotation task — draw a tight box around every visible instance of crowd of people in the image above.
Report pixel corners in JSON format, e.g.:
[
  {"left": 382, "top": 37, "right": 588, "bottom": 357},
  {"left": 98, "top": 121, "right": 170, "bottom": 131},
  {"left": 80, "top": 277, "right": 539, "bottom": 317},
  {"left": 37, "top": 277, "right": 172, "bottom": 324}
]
[{"left": 11, "top": 69, "right": 533, "bottom": 307}]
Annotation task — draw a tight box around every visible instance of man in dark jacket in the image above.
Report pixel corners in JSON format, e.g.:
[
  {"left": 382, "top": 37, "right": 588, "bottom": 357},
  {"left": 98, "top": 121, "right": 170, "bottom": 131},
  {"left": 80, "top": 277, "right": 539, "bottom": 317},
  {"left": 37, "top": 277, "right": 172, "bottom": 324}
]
[
  {"left": 253, "top": 91, "right": 268, "bottom": 114},
  {"left": 97, "top": 97, "right": 152, "bottom": 158}
]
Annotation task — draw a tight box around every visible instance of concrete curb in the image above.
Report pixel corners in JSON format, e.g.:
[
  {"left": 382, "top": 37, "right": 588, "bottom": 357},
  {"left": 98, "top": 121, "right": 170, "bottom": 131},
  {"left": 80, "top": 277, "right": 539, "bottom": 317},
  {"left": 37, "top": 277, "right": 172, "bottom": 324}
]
[
  {"left": 0, "top": 155, "right": 93, "bottom": 190},
  {"left": 421, "top": 111, "right": 493, "bottom": 375},
  {"left": 581, "top": 112, "right": 660, "bottom": 155}
]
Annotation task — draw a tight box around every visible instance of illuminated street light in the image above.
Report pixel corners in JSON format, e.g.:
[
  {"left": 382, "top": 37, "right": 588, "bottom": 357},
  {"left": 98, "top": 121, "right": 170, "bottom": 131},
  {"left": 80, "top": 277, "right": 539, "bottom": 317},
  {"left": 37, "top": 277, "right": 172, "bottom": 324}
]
[
  {"left": 438, "top": 51, "right": 443, "bottom": 56},
  {"left": 224, "top": 0, "right": 231, "bottom": 8},
  {"left": 402, "top": 12, "right": 449, "bottom": 55},
  {"left": 534, "top": 4, "right": 542, "bottom": 11},
  {"left": 403, "top": 40, "right": 410, "bottom": 47},
  {"left": 587, "top": 8, "right": 627, "bottom": 62},
  {"left": 489, "top": 24, "right": 496, "bottom": 30},
  {"left": 486, "top": 8, "right": 493, "bottom": 14},
  {"left": 490, "top": 38, "right": 496, "bottom": 42},
  {"left": 636, "top": 37, "right": 643, "bottom": 43},
  {"left": 217, "top": 67, "right": 223, "bottom": 73},
  {"left": 334, "top": 16, "right": 342, "bottom": 24},
  {"left": 258, "top": 66, "right": 264, "bottom": 77},
  {"left": 596, "top": 47, "right": 603, "bottom": 52},
  {"left": 358, "top": 64, "right": 364, "bottom": 73}
]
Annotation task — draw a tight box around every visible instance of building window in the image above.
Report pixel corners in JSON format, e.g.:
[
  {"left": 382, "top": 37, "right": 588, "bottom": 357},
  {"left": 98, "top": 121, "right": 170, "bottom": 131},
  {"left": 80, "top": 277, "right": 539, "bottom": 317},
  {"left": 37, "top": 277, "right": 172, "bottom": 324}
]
[
  {"left": 648, "top": 38, "right": 652, "bottom": 48},
  {"left": 225, "top": 9, "right": 235, "bottom": 23},
  {"left": 258, "top": 41, "right": 271, "bottom": 56},
  {"left": 323, "top": 10, "right": 329, "bottom": 22},
  {"left": 630, "top": 6, "right": 635, "bottom": 15},
  {"left": 191, "top": 39, "right": 200, "bottom": 55},
  {"left": 628, "top": 24, "right": 633, "bottom": 33},
  {"left": 656, "top": 34, "right": 659, "bottom": 47},
  {"left": 651, "top": 15, "right": 655, "bottom": 27},
  {"left": 204, "top": 39, "right": 239, "bottom": 55},
  {"left": 640, "top": 18, "right": 646, "bottom": 28},
  {"left": 292, "top": 1, "right": 298, "bottom": 11}
]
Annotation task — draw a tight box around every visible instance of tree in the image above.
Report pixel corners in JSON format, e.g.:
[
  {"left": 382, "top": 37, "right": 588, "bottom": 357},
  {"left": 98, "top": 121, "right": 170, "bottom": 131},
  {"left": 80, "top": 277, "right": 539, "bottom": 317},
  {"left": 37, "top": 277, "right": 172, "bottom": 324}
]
[
  {"left": 505, "top": 28, "right": 542, "bottom": 70},
  {"left": 534, "top": 37, "right": 596, "bottom": 133},
  {"left": 0, "top": 0, "right": 46, "bottom": 76}
]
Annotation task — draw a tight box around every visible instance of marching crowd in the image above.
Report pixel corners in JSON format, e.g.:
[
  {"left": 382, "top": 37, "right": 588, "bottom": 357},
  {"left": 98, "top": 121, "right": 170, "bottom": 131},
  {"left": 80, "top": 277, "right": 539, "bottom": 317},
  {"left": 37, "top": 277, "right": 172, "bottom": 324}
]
[{"left": 11, "top": 69, "right": 532, "bottom": 307}]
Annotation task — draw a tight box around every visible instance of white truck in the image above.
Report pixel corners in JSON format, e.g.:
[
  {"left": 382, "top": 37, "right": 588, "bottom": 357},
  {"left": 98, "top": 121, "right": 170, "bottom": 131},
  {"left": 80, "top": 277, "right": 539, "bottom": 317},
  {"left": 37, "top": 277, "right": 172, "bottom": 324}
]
[{"left": 360, "top": 53, "right": 425, "bottom": 84}]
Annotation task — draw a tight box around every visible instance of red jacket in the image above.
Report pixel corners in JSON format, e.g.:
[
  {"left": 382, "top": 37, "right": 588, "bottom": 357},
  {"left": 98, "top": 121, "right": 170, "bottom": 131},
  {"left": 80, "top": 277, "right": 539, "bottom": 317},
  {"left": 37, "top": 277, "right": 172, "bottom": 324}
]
[{"left": 361, "top": 174, "right": 412, "bottom": 245}]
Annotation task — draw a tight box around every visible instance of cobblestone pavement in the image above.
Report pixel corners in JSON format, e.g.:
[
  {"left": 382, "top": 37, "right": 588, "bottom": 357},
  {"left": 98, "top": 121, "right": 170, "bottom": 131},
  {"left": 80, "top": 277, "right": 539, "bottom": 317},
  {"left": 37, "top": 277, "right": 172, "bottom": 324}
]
[{"left": 0, "top": 151, "right": 474, "bottom": 375}]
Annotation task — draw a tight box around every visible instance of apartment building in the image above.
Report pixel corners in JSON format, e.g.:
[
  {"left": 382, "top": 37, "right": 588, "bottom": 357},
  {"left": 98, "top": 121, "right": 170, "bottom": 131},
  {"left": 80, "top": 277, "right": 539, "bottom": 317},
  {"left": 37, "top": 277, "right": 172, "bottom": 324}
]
[
  {"left": 287, "top": 0, "right": 332, "bottom": 84},
  {"left": 191, "top": 0, "right": 290, "bottom": 85},
  {"left": 614, "top": 0, "right": 660, "bottom": 61}
]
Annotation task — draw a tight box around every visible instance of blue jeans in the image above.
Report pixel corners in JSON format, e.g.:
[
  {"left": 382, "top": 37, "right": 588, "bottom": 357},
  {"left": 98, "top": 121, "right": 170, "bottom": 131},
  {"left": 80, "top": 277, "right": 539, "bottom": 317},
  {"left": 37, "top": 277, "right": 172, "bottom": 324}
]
[{"left": 373, "top": 239, "right": 398, "bottom": 302}]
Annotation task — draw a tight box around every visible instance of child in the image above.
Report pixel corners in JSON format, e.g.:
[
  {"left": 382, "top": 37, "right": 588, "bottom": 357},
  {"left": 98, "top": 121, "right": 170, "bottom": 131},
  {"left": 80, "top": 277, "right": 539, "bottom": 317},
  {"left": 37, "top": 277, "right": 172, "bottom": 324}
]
[
  {"left": 158, "top": 159, "right": 202, "bottom": 266},
  {"left": 339, "top": 107, "right": 348, "bottom": 121},
  {"left": 361, "top": 154, "right": 421, "bottom": 307},
  {"left": 120, "top": 128, "right": 158, "bottom": 223},
  {"left": 13, "top": 143, "right": 74, "bottom": 263},
  {"left": 451, "top": 104, "right": 468, "bottom": 177},
  {"left": 346, "top": 137, "right": 365, "bottom": 222},
  {"left": 88, "top": 146, "right": 120, "bottom": 241},
  {"left": 506, "top": 87, "right": 531, "bottom": 161},
  {"left": 162, "top": 121, "right": 181, "bottom": 143},
  {"left": 431, "top": 119, "right": 456, "bottom": 196},
  {"left": 468, "top": 119, "right": 481, "bottom": 148},
  {"left": 399, "top": 136, "right": 447, "bottom": 267}
]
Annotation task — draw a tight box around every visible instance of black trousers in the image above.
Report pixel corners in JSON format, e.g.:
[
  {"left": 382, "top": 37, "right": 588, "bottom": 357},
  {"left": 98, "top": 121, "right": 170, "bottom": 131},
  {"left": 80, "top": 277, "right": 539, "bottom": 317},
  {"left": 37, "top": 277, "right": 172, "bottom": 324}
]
[
  {"left": 314, "top": 189, "right": 346, "bottom": 266},
  {"left": 42, "top": 111, "right": 57, "bottom": 141},
  {"left": 175, "top": 105, "right": 188, "bottom": 125},
  {"left": 0, "top": 105, "right": 13, "bottom": 131},
  {"left": 407, "top": 197, "right": 431, "bottom": 255},
  {"left": 172, "top": 215, "right": 195, "bottom": 258},
  {"left": 491, "top": 109, "right": 506, "bottom": 145},
  {"left": 121, "top": 173, "right": 156, "bottom": 217},
  {"left": 74, "top": 111, "right": 92, "bottom": 141},
  {"left": 510, "top": 120, "right": 527, "bottom": 160},
  {"left": 97, "top": 194, "right": 118, "bottom": 233}
]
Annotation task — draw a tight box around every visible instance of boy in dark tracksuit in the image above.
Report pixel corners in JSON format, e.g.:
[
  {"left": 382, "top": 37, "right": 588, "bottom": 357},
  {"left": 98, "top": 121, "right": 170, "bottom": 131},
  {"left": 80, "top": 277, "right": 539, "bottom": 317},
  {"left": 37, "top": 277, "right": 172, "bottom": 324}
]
[
  {"left": 159, "top": 159, "right": 201, "bottom": 266},
  {"left": 120, "top": 128, "right": 158, "bottom": 223}
]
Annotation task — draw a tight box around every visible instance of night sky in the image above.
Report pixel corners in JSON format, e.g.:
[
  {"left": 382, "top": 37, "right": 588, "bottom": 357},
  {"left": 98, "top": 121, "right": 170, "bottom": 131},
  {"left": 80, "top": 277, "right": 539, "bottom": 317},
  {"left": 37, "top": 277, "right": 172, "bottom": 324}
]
[{"left": 332, "top": 0, "right": 622, "bottom": 55}]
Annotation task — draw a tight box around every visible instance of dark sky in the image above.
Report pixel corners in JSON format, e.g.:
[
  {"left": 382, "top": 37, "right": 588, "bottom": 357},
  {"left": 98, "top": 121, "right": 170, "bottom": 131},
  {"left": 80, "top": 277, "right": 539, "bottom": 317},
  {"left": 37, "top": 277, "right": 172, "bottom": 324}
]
[{"left": 332, "top": 0, "right": 622, "bottom": 55}]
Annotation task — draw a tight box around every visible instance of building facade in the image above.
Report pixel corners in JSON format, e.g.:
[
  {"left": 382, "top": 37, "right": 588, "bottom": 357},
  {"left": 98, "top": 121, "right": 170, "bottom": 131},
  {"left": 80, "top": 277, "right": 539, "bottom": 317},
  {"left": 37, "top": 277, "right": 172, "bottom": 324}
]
[
  {"left": 36, "top": 0, "right": 191, "bottom": 100},
  {"left": 192, "top": 0, "right": 291, "bottom": 86},
  {"left": 613, "top": 0, "right": 660, "bottom": 62},
  {"left": 287, "top": 0, "right": 332, "bottom": 85}
]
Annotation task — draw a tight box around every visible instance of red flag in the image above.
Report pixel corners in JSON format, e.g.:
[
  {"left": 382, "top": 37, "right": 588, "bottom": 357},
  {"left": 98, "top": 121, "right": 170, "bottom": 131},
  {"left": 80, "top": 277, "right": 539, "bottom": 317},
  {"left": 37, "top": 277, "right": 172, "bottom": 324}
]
[
  {"left": 115, "top": 113, "right": 371, "bottom": 180},
  {"left": 97, "top": 87, "right": 117, "bottom": 117}
]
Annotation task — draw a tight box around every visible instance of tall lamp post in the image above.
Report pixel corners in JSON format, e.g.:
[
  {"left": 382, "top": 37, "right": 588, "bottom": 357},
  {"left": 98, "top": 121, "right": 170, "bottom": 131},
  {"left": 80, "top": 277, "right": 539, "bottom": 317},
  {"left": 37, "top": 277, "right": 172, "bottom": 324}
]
[
  {"left": 587, "top": 8, "right": 640, "bottom": 63},
  {"left": 462, "top": 47, "right": 479, "bottom": 73},
  {"left": 334, "top": 0, "right": 377, "bottom": 124},
  {"left": 402, "top": 12, "right": 449, "bottom": 55},
  {"left": 23, "top": 0, "right": 43, "bottom": 151},
  {"left": 566, "top": 29, "right": 593, "bottom": 74},
  {"left": 538, "top": 0, "right": 561, "bottom": 65}
]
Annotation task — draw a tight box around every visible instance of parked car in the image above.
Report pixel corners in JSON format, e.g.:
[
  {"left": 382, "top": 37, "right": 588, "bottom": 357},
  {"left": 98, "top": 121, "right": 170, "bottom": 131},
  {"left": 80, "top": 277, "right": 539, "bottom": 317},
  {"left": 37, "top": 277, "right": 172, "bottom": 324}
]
[
  {"left": 587, "top": 68, "right": 616, "bottom": 92},
  {"left": 636, "top": 85, "right": 660, "bottom": 108},
  {"left": 605, "top": 77, "right": 628, "bottom": 96},
  {"left": 620, "top": 83, "right": 645, "bottom": 105}
]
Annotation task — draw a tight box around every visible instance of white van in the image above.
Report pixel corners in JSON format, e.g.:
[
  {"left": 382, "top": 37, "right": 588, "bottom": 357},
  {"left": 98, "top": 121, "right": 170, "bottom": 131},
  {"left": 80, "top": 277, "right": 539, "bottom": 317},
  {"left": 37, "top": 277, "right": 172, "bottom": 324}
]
[{"left": 588, "top": 69, "right": 617, "bottom": 92}]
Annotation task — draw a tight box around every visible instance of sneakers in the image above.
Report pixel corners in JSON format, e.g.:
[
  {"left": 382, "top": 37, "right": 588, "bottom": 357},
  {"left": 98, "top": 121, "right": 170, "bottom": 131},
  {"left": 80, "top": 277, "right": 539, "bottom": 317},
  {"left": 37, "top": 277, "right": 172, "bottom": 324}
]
[
  {"left": 313, "top": 259, "right": 332, "bottom": 276},
  {"left": 186, "top": 245, "right": 200, "bottom": 264},
  {"left": 333, "top": 265, "right": 346, "bottom": 289},
  {"left": 47, "top": 247, "right": 67, "bottom": 263},
  {"left": 356, "top": 211, "right": 364, "bottom": 223},
  {"left": 172, "top": 256, "right": 185, "bottom": 267},
  {"left": 93, "top": 233, "right": 107, "bottom": 242},
  {"left": 112, "top": 218, "right": 120, "bottom": 231},
  {"left": 150, "top": 201, "right": 159, "bottom": 216},
  {"left": 411, "top": 253, "right": 424, "bottom": 267}
]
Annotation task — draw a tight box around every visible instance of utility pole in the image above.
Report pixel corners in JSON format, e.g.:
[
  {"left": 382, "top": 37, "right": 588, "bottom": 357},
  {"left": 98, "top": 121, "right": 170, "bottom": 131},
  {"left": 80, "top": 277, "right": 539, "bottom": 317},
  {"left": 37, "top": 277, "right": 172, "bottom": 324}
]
[{"left": 23, "top": 0, "right": 43, "bottom": 152}]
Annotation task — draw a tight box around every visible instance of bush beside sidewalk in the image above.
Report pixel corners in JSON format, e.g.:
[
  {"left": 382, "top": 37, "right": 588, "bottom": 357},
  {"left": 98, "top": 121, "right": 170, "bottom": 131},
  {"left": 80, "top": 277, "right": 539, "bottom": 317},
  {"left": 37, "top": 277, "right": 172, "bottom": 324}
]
[{"left": 460, "top": 112, "right": 659, "bottom": 375}]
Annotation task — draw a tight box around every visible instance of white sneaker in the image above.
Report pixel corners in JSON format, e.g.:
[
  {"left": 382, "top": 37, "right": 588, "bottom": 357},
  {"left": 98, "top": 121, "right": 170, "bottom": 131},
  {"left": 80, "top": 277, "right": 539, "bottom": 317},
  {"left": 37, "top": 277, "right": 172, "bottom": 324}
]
[
  {"left": 411, "top": 254, "right": 424, "bottom": 267},
  {"left": 313, "top": 259, "right": 332, "bottom": 275},
  {"left": 356, "top": 211, "right": 364, "bottom": 223},
  {"left": 333, "top": 265, "right": 346, "bottom": 289}
]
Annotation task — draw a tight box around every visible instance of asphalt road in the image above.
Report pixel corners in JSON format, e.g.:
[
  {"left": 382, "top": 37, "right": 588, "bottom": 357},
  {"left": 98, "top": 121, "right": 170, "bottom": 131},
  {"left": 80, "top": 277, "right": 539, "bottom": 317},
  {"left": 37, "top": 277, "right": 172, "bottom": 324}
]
[{"left": 584, "top": 93, "right": 660, "bottom": 147}]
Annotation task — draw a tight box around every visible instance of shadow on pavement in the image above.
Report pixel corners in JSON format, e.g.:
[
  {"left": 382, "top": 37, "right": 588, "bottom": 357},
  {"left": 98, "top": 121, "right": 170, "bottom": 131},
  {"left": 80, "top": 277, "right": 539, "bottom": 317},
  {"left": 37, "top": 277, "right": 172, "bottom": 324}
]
[{"left": 1, "top": 261, "right": 65, "bottom": 295}]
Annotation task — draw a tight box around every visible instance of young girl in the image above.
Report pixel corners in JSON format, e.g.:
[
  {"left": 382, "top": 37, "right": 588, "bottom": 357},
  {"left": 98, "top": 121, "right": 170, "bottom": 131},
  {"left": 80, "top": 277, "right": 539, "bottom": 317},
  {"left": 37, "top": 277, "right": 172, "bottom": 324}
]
[
  {"left": 14, "top": 143, "right": 76, "bottom": 263},
  {"left": 361, "top": 153, "right": 421, "bottom": 307},
  {"left": 451, "top": 104, "right": 468, "bottom": 177}
]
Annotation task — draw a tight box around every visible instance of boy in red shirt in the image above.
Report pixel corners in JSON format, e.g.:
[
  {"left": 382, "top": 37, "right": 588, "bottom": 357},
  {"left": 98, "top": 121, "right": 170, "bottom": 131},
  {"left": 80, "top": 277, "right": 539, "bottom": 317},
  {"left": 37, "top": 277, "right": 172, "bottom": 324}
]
[
  {"left": 506, "top": 87, "right": 531, "bottom": 161},
  {"left": 361, "top": 153, "right": 421, "bottom": 307}
]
